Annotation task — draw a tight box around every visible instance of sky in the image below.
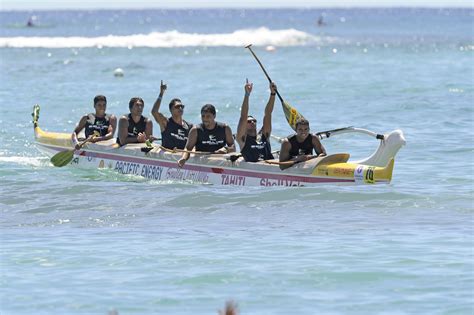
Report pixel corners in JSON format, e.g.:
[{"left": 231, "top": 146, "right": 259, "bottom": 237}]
[{"left": 0, "top": 0, "right": 472, "bottom": 10}]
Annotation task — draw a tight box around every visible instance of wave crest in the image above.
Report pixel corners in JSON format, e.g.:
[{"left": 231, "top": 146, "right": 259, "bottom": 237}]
[{"left": 0, "top": 27, "right": 322, "bottom": 48}]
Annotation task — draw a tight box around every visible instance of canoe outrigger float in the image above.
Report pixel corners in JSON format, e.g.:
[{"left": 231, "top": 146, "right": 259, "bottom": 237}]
[{"left": 32, "top": 105, "right": 405, "bottom": 187}]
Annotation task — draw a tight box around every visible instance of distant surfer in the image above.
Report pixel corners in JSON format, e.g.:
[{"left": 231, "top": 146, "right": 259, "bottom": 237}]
[
  {"left": 26, "top": 16, "right": 36, "bottom": 27},
  {"left": 317, "top": 15, "right": 326, "bottom": 27}
]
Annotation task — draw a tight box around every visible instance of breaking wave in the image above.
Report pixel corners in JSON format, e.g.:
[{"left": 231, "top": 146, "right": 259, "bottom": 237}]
[{"left": 0, "top": 27, "right": 325, "bottom": 48}]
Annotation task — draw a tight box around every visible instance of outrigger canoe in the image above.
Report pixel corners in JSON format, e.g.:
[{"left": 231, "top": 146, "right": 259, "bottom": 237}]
[{"left": 32, "top": 105, "right": 405, "bottom": 187}]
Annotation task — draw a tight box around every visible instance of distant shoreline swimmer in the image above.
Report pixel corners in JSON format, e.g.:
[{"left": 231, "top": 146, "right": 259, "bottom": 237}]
[
  {"left": 26, "top": 16, "right": 36, "bottom": 27},
  {"left": 317, "top": 15, "right": 326, "bottom": 27}
]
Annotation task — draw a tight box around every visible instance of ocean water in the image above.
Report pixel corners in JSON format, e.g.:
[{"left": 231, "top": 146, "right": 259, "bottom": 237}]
[{"left": 0, "top": 8, "right": 473, "bottom": 315}]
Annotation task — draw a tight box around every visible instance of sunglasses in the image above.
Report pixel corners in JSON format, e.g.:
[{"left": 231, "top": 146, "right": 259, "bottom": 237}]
[
  {"left": 173, "top": 104, "right": 185, "bottom": 109},
  {"left": 247, "top": 119, "right": 257, "bottom": 123}
]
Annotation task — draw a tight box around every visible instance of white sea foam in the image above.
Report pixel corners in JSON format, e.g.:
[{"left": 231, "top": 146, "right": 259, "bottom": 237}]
[
  {"left": 0, "top": 156, "right": 47, "bottom": 167},
  {"left": 0, "top": 27, "right": 325, "bottom": 48}
]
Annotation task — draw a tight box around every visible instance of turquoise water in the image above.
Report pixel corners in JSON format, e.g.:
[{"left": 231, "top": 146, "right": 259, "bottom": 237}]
[{"left": 0, "top": 8, "right": 473, "bottom": 314}]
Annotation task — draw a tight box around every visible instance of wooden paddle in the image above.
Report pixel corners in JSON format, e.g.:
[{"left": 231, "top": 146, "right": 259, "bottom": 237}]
[
  {"left": 245, "top": 44, "right": 305, "bottom": 131},
  {"left": 264, "top": 155, "right": 319, "bottom": 166},
  {"left": 159, "top": 146, "right": 212, "bottom": 155},
  {"left": 50, "top": 138, "right": 90, "bottom": 167}
]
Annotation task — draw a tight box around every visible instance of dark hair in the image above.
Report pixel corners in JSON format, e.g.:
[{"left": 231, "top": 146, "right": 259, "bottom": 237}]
[
  {"left": 201, "top": 104, "right": 216, "bottom": 116},
  {"left": 93, "top": 95, "right": 107, "bottom": 105},
  {"left": 169, "top": 98, "right": 182, "bottom": 111},
  {"left": 295, "top": 118, "right": 309, "bottom": 129},
  {"left": 129, "top": 97, "right": 144, "bottom": 110}
]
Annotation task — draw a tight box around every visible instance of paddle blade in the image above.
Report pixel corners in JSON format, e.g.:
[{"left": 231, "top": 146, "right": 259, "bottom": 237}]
[
  {"left": 281, "top": 100, "right": 305, "bottom": 131},
  {"left": 50, "top": 149, "right": 75, "bottom": 167}
]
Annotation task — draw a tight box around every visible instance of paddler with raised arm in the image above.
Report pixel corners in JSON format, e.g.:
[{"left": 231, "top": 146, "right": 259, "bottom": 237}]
[
  {"left": 151, "top": 80, "right": 192, "bottom": 149},
  {"left": 278, "top": 118, "right": 327, "bottom": 170},
  {"left": 117, "top": 97, "right": 153, "bottom": 146},
  {"left": 178, "top": 104, "right": 235, "bottom": 167},
  {"left": 71, "top": 95, "right": 117, "bottom": 149},
  {"left": 236, "top": 79, "right": 276, "bottom": 162}
]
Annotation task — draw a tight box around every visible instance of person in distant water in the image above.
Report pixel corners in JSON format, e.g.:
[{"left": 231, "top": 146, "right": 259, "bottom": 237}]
[
  {"left": 278, "top": 118, "right": 327, "bottom": 170},
  {"left": 26, "top": 16, "right": 35, "bottom": 27},
  {"left": 178, "top": 104, "right": 235, "bottom": 167},
  {"left": 219, "top": 300, "right": 239, "bottom": 315},
  {"left": 71, "top": 95, "right": 117, "bottom": 149},
  {"left": 317, "top": 15, "right": 326, "bottom": 27},
  {"left": 236, "top": 79, "right": 276, "bottom": 162},
  {"left": 117, "top": 97, "right": 153, "bottom": 146},
  {"left": 151, "top": 80, "right": 192, "bottom": 149}
]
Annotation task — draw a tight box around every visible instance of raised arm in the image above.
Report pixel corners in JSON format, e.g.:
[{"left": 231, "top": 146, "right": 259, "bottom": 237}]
[
  {"left": 236, "top": 79, "right": 253, "bottom": 149},
  {"left": 178, "top": 126, "right": 198, "bottom": 167},
  {"left": 151, "top": 80, "right": 168, "bottom": 132},
  {"left": 261, "top": 82, "right": 277, "bottom": 138}
]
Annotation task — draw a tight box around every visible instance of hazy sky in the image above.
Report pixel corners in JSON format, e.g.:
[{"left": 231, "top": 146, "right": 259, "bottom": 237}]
[{"left": 1, "top": 0, "right": 472, "bottom": 10}]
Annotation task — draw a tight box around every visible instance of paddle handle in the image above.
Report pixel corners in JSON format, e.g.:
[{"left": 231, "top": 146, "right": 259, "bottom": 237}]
[
  {"left": 265, "top": 155, "right": 318, "bottom": 166},
  {"left": 245, "top": 44, "right": 285, "bottom": 104},
  {"left": 75, "top": 137, "right": 93, "bottom": 150}
]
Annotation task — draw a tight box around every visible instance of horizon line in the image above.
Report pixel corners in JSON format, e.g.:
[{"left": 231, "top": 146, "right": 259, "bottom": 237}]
[{"left": 1, "top": 5, "right": 472, "bottom": 12}]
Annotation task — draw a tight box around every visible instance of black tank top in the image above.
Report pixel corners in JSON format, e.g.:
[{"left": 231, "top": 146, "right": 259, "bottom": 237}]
[
  {"left": 116, "top": 114, "right": 147, "bottom": 145},
  {"left": 288, "top": 134, "right": 316, "bottom": 157},
  {"left": 161, "top": 117, "right": 192, "bottom": 149},
  {"left": 85, "top": 113, "right": 110, "bottom": 138},
  {"left": 241, "top": 133, "right": 273, "bottom": 162},
  {"left": 195, "top": 122, "right": 227, "bottom": 152}
]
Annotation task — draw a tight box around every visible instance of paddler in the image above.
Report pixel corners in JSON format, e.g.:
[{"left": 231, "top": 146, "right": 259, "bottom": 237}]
[
  {"left": 178, "top": 104, "right": 235, "bottom": 167},
  {"left": 236, "top": 79, "right": 276, "bottom": 162},
  {"left": 278, "top": 118, "right": 326, "bottom": 170},
  {"left": 117, "top": 97, "right": 153, "bottom": 146},
  {"left": 71, "top": 95, "right": 117, "bottom": 149},
  {"left": 151, "top": 80, "right": 192, "bottom": 149}
]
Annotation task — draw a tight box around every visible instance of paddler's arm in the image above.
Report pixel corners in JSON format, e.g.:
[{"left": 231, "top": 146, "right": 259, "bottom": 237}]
[
  {"left": 118, "top": 115, "right": 131, "bottom": 145},
  {"left": 261, "top": 82, "right": 277, "bottom": 138},
  {"left": 144, "top": 118, "right": 153, "bottom": 141},
  {"left": 236, "top": 79, "right": 253, "bottom": 149},
  {"left": 178, "top": 127, "right": 198, "bottom": 167},
  {"left": 151, "top": 80, "right": 168, "bottom": 133},
  {"left": 90, "top": 115, "right": 117, "bottom": 143},
  {"left": 72, "top": 115, "right": 88, "bottom": 149},
  {"left": 312, "top": 134, "right": 327, "bottom": 157},
  {"left": 215, "top": 125, "right": 236, "bottom": 154},
  {"left": 278, "top": 139, "right": 293, "bottom": 170}
]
